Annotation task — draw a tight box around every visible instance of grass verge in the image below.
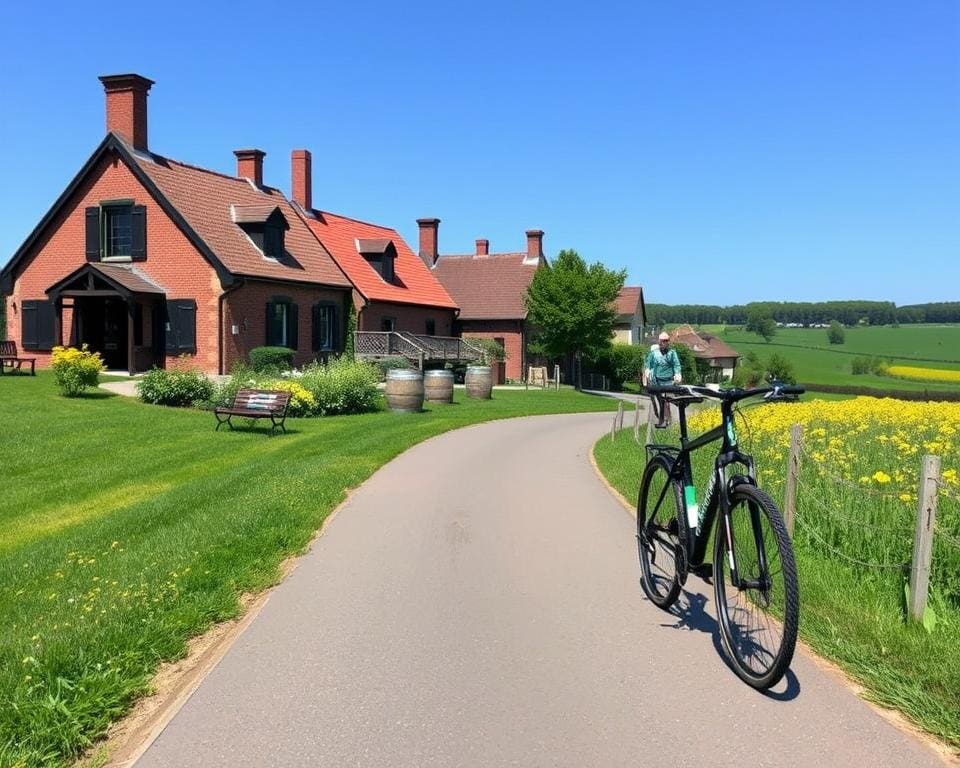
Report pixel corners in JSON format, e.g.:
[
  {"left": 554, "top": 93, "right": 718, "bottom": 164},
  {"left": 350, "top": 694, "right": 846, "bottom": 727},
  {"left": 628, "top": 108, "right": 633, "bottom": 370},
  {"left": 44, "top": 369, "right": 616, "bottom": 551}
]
[{"left": 0, "top": 373, "right": 621, "bottom": 767}]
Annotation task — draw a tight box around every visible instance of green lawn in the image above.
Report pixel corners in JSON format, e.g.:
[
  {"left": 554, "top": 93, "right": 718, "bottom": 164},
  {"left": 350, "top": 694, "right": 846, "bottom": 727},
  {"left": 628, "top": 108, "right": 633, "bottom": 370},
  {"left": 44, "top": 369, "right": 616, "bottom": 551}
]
[
  {"left": 594, "top": 426, "right": 960, "bottom": 752},
  {"left": 0, "top": 373, "right": 622, "bottom": 767}
]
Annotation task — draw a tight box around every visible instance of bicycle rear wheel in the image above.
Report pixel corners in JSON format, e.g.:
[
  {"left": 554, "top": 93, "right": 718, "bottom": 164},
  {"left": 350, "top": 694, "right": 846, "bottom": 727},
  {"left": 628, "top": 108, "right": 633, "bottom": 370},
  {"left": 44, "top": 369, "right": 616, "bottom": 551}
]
[
  {"left": 637, "top": 456, "right": 684, "bottom": 609},
  {"left": 714, "top": 483, "right": 799, "bottom": 690}
]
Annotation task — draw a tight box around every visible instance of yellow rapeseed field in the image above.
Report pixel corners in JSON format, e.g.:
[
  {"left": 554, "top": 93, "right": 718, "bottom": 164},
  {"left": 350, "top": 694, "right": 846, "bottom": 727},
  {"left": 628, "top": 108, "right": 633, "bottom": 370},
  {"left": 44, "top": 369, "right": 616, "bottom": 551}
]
[{"left": 887, "top": 365, "right": 960, "bottom": 384}]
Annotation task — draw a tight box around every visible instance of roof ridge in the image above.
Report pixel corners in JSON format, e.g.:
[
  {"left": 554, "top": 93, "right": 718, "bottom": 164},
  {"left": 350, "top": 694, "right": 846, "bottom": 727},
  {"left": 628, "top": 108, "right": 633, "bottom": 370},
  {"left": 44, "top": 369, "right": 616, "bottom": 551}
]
[
  {"left": 315, "top": 208, "right": 400, "bottom": 233},
  {"left": 153, "top": 153, "right": 283, "bottom": 195},
  {"left": 439, "top": 251, "right": 526, "bottom": 260}
]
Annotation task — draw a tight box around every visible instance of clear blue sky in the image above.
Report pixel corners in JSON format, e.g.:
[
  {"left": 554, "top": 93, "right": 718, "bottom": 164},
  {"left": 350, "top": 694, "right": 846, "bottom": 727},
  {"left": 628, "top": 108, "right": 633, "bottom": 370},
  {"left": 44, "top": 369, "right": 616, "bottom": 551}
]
[{"left": 0, "top": 1, "right": 957, "bottom": 305}]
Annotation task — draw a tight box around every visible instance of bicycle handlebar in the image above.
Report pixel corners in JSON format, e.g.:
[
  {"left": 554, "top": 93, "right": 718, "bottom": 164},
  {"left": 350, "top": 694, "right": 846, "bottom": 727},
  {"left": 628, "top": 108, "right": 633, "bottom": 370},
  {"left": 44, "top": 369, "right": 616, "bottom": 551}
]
[{"left": 645, "top": 382, "right": 805, "bottom": 403}]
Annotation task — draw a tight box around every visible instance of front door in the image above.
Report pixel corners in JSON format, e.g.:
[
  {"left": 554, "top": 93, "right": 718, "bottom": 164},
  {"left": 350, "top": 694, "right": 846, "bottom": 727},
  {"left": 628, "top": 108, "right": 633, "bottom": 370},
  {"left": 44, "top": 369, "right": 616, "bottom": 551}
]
[{"left": 76, "top": 297, "right": 128, "bottom": 370}]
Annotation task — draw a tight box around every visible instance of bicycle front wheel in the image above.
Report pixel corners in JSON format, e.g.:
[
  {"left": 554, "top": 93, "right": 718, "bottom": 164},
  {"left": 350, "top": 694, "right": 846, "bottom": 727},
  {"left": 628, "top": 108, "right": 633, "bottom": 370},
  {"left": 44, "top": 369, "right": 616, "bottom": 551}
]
[
  {"left": 637, "top": 456, "right": 684, "bottom": 609},
  {"left": 714, "top": 483, "right": 799, "bottom": 690}
]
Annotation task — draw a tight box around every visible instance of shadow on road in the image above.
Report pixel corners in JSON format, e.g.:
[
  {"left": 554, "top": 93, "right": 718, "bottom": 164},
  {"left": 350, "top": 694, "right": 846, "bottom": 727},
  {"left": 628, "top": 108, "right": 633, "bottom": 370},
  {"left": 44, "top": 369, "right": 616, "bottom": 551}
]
[{"left": 659, "top": 589, "right": 801, "bottom": 702}]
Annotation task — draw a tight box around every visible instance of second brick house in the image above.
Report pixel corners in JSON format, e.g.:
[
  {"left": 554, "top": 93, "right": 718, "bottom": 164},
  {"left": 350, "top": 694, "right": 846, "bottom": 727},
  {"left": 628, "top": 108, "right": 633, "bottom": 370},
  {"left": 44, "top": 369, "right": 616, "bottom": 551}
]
[
  {"left": 423, "top": 222, "right": 547, "bottom": 383},
  {"left": 0, "top": 74, "right": 354, "bottom": 374}
]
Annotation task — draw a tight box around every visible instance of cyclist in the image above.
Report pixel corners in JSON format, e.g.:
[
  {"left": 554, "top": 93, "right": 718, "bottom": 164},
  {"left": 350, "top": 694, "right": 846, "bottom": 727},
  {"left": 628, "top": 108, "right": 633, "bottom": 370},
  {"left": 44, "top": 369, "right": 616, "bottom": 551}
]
[{"left": 643, "top": 332, "right": 682, "bottom": 427}]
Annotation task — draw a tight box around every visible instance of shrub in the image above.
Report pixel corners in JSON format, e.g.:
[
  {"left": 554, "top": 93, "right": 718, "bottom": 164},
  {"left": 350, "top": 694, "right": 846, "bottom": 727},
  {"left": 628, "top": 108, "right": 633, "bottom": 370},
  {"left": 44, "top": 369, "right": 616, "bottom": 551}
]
[
  {"left": 827, "top": 320, "right": 845, "bottom": 344},
  {"left": 137, "top": 367, "right": 214, "bottom": 407},
  {"left": 851, "top": 356, "right": 889, "bottom": 376},
  {"left": 764, "top": 353, "right": 796, "bottom": 384},
  {"left": 732, "top": 351, "right": 765, "bottom": 388},
  {"left": 465, "top": 337, "right": 507, "bottom": 365},
  {"left": 50, "top": 345, "right": 105, "bottom": 396},
  {"left": 259, "top": 379, "right": 317, "bottom": 417},
  {"left": 376, "top": 356, "right": 411, "bottom": 380},
  {"left": 588, "top": 344, "right": 647, "bottom": 390},
  {"left": 249, "top": 346, "right": 294, "bottom": 373},
  {"left": 300, "top": 357, "right": 381, "bottom": 415}
]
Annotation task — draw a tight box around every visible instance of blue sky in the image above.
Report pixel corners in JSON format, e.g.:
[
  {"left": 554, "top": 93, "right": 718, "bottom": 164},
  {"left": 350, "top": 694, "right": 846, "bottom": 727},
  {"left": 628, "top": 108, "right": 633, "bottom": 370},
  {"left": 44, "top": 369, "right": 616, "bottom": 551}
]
[{"left": 0, "top": 1, "right": 957, "bottom": 305}]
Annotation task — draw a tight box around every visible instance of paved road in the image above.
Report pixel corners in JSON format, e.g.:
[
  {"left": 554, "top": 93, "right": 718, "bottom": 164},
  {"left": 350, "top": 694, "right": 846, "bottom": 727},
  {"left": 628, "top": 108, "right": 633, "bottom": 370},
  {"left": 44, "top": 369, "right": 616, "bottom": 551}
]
[{"left": 136, "top": 413, "right": 945, "bottom": 767}]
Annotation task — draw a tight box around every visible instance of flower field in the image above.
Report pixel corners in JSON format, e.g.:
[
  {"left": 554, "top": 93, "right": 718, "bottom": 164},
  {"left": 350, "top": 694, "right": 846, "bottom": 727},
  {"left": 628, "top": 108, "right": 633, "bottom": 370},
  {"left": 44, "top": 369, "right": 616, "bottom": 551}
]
[
  {"left": 887, "top": 365, "right": 960, "bottom": 384},
  {"left": 687, "top": 397, "right": 960, "bottom": 605}
]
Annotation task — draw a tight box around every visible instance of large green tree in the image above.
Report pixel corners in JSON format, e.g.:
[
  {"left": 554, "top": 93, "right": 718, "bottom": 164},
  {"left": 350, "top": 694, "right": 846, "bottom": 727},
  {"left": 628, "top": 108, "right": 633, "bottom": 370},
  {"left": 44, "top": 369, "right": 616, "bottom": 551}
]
[
  {"left": 525, "top": 249, "right": 625, "bottom": 389},
  {"left": 745, "top": 308, "right": 777, "bottom": 342}
]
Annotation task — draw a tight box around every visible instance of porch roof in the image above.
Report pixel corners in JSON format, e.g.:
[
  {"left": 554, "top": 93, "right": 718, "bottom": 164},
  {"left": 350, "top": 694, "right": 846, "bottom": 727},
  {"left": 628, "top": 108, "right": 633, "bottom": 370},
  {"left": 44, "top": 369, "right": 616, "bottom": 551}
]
[{"left": 46, "top": 263, "right": 166, "bottom": 300}]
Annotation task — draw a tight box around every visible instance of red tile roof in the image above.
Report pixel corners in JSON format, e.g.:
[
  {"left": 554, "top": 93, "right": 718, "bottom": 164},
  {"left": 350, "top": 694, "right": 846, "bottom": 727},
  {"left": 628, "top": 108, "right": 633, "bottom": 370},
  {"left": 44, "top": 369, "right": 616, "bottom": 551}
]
[
  {"left": 431, "top": 253, "right": 543, "bottom": 320},
  {"left": 615, "top": 286, "right": 643, "bottom": 318},
  {"left": 302, "top": 210, "right": 457, "bottom": 309},
  {"left": 133, "top": 151, "right": 352, "bottom": 288},
  {"left": 670, "top": 324, "right": 740, "bottom": 359}
]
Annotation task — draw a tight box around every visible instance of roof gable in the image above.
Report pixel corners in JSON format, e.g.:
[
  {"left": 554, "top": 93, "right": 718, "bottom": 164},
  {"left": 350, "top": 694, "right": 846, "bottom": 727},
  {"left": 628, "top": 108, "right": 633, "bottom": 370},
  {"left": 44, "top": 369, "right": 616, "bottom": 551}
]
[{"left": 431, "top": 252, "right": 543, "bottom": 320}]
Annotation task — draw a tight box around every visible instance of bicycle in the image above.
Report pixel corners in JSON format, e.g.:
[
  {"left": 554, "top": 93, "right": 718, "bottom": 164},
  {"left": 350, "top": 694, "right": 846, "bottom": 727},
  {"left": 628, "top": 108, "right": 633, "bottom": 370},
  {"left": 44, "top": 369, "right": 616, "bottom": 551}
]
[{"left": 637, "top": 382, "right": 804, "bottom": 690}]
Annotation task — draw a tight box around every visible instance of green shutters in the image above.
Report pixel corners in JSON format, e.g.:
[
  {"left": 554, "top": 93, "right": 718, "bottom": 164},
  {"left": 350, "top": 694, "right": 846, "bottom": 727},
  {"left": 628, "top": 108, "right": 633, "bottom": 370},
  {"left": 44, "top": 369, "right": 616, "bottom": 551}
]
[
  {"left": 85, "top": 208, "right": 101, "bottom": 261},
  {"left": 165, "top": 299, "right": 197, "bottom": 355}
]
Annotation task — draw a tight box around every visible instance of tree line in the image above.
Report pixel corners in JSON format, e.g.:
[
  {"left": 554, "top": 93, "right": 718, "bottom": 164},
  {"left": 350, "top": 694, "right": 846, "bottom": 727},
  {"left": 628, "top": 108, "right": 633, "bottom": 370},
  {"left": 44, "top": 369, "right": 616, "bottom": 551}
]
[{"left": 646, "top": 301, "right": 960, "bottom": 327}]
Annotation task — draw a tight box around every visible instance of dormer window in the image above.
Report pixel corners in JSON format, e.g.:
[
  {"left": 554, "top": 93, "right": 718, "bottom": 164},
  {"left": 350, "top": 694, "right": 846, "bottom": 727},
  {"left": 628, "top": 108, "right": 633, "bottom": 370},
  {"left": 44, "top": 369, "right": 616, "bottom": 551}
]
[
  {"left": 357, "top": 238, "right": 397, "bottom": 284},
  {"left": 233, "top": 204, "right": 289, "bottom": 260}
]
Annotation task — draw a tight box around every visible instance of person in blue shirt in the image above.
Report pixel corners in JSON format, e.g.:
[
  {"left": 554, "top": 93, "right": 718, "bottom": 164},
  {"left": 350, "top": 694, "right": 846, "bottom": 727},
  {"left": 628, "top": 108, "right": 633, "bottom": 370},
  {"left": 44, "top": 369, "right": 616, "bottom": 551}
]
[{"left": 643, "top": 332, "right": 682, "bottom": 427}]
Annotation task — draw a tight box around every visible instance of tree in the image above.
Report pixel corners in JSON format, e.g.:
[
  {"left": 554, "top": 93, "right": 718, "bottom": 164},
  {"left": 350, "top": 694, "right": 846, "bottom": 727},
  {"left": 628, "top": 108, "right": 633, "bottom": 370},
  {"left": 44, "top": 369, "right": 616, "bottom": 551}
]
[
  {"left": 525, "top": 249, "right": 625, "bottom": 389},
  {"left": 765, "top": 353, "right": 797, "bottom": 384},
  {"left": 672, "top": 343, "right": 699, "bottom": 384},
  {"left": 827, "top": 320, "right": 845, "bottom": 345},
  {"left": 745, "top": 308, "right": 777, "bottom": 342}
]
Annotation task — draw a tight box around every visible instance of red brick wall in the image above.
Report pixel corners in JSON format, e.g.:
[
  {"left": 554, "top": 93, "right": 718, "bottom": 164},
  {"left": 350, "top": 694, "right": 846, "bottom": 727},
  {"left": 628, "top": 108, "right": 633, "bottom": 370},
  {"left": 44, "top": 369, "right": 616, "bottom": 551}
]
[
  {"left": 458, "top": 319, "right": 526, "bottom": 382},
  {"left": 359, "top": 300, "right": 455, "bottom": 337},
  {"left": 222, "top": 281, "right": 350, "bottom": 371},
  {"left": 5, "top": 148, "right": 221, "bottom": 372}
]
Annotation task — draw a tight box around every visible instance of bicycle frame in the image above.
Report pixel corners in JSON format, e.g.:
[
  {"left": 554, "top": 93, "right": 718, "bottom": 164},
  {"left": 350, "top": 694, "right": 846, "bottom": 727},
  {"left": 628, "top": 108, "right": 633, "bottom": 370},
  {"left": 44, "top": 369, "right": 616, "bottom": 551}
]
[{"left": 647, "top": 396, "right": 757, "bottom": 576}]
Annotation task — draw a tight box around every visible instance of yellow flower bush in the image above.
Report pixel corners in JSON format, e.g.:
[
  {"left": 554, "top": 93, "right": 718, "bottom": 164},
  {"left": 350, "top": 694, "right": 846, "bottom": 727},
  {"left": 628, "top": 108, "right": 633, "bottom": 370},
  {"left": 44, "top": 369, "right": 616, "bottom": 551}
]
[
  {"left": 262, "top": 379, "right": 317, "bottom": 417},
  {"left": 50, "top": 345, "right": 105, "bottom": 397},
  {"left": 886, "top": 365, "right": 960, "bottom": 384}
]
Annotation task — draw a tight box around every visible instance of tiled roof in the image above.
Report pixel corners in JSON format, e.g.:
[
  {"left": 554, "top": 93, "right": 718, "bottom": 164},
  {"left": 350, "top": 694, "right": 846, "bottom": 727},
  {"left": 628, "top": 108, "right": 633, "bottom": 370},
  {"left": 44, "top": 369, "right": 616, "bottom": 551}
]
[
  {"left": 431, "top": 252, "right": 542, "bottom": 320},
  {"left": 92, "top": 263, "right": 165, "bottom": 294},
  {"left": 232, "top": 204, "right": 284, "bottom": 225},
  {"left": 671, "top": 325, "right": 740, "bottom": 360},
  {"left": 303, "top": 211, "right": 457, "bottom": 309},
  {"left": 615, "top": 286, "right": 643, "bottom": 319},
  {"left": 132, "top": 151, "right": 352, "bottom": 288}
]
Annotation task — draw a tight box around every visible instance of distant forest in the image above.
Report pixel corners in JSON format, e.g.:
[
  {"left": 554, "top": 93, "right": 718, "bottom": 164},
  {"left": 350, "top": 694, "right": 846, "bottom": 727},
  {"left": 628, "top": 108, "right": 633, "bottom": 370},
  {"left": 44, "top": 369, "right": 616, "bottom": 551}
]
[{"left": 646, "top": 301, "right": 960, "bottom": 327}]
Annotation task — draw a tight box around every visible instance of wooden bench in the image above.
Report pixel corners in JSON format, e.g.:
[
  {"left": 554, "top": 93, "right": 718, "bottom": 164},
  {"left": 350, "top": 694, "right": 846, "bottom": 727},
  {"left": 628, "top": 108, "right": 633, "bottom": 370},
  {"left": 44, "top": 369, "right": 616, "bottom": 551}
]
[
  {"left": 214, "top": 388, "right": 291, "bottom": 434},
  {"left": 0, "top": 340, "right": 36, "bottom": 376}
]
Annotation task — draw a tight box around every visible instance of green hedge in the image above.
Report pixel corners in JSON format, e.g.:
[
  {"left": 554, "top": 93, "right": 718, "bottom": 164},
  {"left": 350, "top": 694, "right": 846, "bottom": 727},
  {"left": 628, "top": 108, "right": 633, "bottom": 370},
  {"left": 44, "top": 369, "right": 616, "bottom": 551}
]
[
  {"left": 249, "top": 346, "right": 294, "bottom": 373},
  {"left": 801, "top": 382, "right": 960, "bottom": 402}
]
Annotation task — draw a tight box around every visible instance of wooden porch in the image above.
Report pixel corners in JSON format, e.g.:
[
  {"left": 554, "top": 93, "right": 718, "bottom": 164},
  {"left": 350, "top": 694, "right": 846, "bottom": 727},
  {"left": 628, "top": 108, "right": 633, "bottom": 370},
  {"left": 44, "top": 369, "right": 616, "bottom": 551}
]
[{"left": 354, "top": 332, "right": 484, "bottom": 369}]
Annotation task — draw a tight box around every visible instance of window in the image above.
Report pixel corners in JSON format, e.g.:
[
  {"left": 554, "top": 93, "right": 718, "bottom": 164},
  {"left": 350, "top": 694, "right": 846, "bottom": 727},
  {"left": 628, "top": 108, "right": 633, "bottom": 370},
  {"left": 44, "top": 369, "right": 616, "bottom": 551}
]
[
  {"left": 425, "top": 319, "right": 436, "bottom": 336},
  {"left": 85, "top": 203, "right": 146, "bottom": 261},
  {"left": 365, "top": 253, "right": 395, "bottom": 283},
  {"left": 380, "top": 316, "right": 396, "bottom": 332},
  {"left": 263, "top": 224, "right": 284, "bottom": 260},
  {"left": 266, "top": 298, "right": 298, "bottom": 349},
  {"left": 312, "top": 302, "right": 339, "bottom": 351}
]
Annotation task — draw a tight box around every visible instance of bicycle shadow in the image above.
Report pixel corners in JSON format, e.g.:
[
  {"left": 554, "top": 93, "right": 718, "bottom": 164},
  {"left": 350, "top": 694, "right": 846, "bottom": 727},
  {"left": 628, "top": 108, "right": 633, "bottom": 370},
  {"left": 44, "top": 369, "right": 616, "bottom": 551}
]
[{"left": 659, "top": 588, "right": 801, "bottom": 702}]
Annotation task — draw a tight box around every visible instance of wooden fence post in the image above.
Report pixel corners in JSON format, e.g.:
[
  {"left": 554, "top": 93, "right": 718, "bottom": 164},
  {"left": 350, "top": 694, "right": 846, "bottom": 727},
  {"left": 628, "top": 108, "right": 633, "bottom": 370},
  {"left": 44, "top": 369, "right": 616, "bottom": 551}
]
[
  {"left": 633, "top": 397, "right": 641, "bottom": 442},
  {"left": 611, "top": 401, "right": 624, "bottom": 441},
  {"left": 909, "top": 454, "right": 941, "bottom": 623},
  {"left": 784, "top": 424, "right": 803, "bottom": 537}
]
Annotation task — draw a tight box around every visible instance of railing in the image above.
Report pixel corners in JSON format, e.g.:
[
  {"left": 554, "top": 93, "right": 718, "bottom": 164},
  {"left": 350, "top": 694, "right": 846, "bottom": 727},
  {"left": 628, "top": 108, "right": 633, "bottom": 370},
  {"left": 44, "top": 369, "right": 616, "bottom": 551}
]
[{"left": 354, "top": 332, "right": 485, "bottom": 367}]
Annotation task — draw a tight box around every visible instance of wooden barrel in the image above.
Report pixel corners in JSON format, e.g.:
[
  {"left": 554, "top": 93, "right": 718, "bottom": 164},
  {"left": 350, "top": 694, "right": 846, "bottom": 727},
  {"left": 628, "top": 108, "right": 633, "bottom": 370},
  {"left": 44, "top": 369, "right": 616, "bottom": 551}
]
[
  {"left": 385, "top": 369, "right": 424, "bottom": 412},
  {"left": 424, "top": 369, "right": 454, "bottom": 404},
  {"left": 465, "top": 365, "right": 493, "bottom": 400}
]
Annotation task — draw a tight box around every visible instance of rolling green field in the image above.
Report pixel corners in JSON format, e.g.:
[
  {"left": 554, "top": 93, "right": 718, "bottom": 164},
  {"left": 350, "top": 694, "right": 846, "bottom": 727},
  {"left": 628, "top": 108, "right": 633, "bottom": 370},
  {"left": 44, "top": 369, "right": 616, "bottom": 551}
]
[
  {"left": 691, "top": 324, "right": 960, "bottom": 393},
  {"left": 0, "top": 374, "right": 621, "bottom": 767}
]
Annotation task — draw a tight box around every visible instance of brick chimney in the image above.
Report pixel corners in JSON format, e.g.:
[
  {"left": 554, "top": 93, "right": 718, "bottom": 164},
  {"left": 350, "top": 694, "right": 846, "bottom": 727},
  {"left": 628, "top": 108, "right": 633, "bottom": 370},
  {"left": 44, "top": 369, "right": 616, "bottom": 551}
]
[
  {"left": 526, "top": 229, "right": 544, "bottom": 260},
  {"left": 475, "top": 238, "right": 489, "bottom": 257},
  {"left": 99, "top": 74, "right": 154, "bottom": 152},
  {"left": 235, "top": 149, "right": 265, "bottom": 187},
  {"left": 417, "top": 218, "right": 440, "bottom": 267},
  {"left": 291, "top": 149, "right": 312, "bottom": 211}
]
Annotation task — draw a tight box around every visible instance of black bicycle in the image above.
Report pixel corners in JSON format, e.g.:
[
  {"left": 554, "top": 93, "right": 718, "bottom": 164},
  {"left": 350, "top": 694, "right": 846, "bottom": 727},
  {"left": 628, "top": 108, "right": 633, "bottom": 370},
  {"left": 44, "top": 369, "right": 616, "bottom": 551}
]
[{"left": 638, "top": 382, "right": 803, "bottom": 689}]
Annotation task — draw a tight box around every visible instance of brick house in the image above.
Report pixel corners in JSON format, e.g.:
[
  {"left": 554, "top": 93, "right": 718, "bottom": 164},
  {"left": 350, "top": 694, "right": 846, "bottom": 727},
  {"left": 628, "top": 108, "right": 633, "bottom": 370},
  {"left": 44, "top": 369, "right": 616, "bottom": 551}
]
[
  {"left": 612, "top": 286, "right": 647, "bottom": 345},
  {"left": 424, "top": 222, "right": 547, "bottom": 383},
  {"left": 670, "top": 323, "right": 740, "bottom": 380},
  {"left": 0, "top": 74, "right": 353, "bottom": 375},
  {"left": 289, "top": 151, "right": 458, "bottom": 337}
]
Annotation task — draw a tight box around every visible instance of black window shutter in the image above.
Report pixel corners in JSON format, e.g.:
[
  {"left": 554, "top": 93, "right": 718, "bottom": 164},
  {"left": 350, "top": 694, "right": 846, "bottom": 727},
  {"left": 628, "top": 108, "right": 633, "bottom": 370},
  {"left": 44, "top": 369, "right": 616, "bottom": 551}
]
[
  {"left": 331, "top": 305, "right": 340, "bottom": 350},
  {"left": 165, "top": 300, "right": 181, "bottom": 355},
  {"left": 287, "top": 303, "right": 299, "bottom": 350},
  {"left": 85, "top": 207, "right": 101, "bottom": 261},
  {"left": 265, "top": 302, "right": 275, "bottom": 346},
  {"left": 37, "top": 301, "right": 56, "bottom": 349},
  {"left": 131, "top": 205, "right": 147, "bottom": 261},
  {"left": 21, "top": 300, "right": 39, "bottom": 349},
  {"left": 177, "top": 301, "right": 197, "bottom": 353},
  {"left": 311, "top": 303, "right": 321, "bottom": 351}
]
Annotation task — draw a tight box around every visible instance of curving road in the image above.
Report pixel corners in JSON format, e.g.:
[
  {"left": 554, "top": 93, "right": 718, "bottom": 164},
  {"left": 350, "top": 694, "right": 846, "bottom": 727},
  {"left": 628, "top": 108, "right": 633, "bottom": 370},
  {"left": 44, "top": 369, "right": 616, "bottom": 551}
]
[{"left": 135, "top": 412, "right": 946, "bottom": 767}]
